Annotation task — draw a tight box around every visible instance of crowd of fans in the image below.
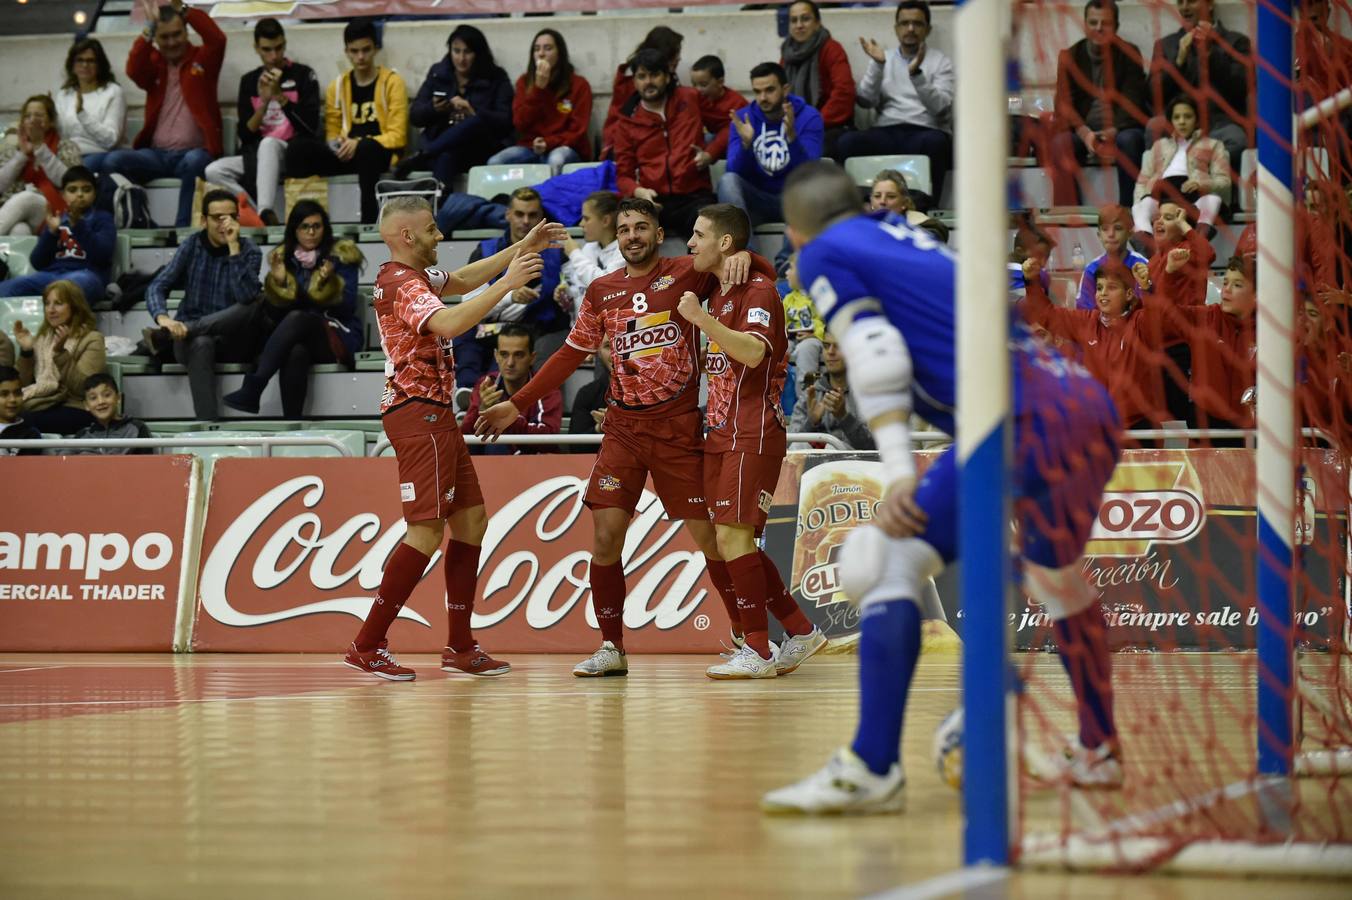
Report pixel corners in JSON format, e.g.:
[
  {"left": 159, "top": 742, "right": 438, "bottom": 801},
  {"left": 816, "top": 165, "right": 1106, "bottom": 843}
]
[{"left": 0, "top": 0, "right": 1349, "bottom": 459}]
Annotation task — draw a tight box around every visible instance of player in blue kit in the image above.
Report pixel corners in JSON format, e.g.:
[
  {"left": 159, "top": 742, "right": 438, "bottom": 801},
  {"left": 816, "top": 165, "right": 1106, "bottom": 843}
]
[{"left": 761, "top": 161, "right": 1124, "bottom": 815}]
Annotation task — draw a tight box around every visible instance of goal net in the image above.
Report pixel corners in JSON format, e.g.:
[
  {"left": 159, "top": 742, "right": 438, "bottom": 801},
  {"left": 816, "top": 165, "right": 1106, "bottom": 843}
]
[{"left": 995, "top": 0, "right": 1352, "bottom": 873}]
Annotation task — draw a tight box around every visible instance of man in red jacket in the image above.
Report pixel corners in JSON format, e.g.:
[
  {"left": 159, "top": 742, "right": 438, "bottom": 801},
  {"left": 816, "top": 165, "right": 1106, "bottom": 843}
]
[
  {"left": 782, "top": 0, "right": 857, "bottom": 159},
  {"left": 612, "top": 49, "right": 716, "bottom": 238},
  {"left": 102, "top": 0, "right": 224, "bottom": 227}
]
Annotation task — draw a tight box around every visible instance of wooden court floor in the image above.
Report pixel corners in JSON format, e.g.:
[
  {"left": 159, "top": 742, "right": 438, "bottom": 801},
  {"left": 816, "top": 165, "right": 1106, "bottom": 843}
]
[{"left": 0, "top": 652, "right": 1349, "bottom": 900}]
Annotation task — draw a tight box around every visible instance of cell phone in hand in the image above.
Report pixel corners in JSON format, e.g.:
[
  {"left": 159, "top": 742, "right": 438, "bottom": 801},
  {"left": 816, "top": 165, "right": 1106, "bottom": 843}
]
[{"left": 802, "top": 372, "right": 818, "bottom": 389}]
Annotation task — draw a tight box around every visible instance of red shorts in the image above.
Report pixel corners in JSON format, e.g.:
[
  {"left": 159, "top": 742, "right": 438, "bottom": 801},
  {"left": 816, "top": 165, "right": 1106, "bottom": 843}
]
[
  {"left": 703, "top": 450, "right": 784, "bottom": 530},
  {"left": 383, "top": 400, "right": 484, "bottom": 522},
  {"left": 585, "top": 408, "right": 706, "bottom": 520}
]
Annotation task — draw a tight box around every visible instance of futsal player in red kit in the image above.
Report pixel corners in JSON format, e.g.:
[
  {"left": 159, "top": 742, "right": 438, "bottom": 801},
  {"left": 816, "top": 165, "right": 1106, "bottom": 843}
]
[
  {"left": 678, "top": 205, "right": 826, "bottom": 679},
  {"left": 343, "top": 196, "right": 566, "bottom": 681},
  {"left": 475, "top": 197, "right": 773, "bottom": 676}
]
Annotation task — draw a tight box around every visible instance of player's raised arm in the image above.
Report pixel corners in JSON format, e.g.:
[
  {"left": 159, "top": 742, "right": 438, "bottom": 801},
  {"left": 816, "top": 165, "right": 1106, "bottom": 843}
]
[
  {"left": 446, "top": 219, "right": 569, "bottom": 295},
  {"left": 677, "top": 290, "right": 767, "bottom": 369},
  {"left": 424, "top": 249, "right": 544, "bottom": 339}
]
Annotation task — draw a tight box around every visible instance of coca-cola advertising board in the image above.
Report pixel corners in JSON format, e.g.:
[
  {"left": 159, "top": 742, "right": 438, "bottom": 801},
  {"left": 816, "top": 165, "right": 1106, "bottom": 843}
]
[
  {"left": 0, "top": 456, "right": 200, "bottom": 651},
  {"left": 192, "top": 457, "right": 764, "bottom": 653},
  {"left": 778, "top": 449, "right": 1347, "bottom": 650}
]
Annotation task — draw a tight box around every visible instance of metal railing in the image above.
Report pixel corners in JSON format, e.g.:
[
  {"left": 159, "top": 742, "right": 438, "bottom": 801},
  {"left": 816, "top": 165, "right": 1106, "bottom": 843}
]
[
  {"left": 368, "top": 431, "right": 852, "bottom": 457},
  {"left": 0, "top": 435, "right": 354, "bottom": 456}
]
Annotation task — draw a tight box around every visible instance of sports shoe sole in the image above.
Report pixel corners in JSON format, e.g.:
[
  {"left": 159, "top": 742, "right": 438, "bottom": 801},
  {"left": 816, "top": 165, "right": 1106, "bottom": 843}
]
[
  {"left": 705, "top": 667, "right": 776, "bottom": 680},
  {"left": 776, "top": 633, "right": 828, "bottom": 675},
  {"left": 440, "top": 664, "right": 511, "bottom": 677},
  {"left": 341, "top": 660, "right": 415, "bottom": 681},
  {"left": 759, "top": 788, "right": 906, "bottom": 816},
  {"left": 572, "top": 667, "right": 628, "bottom": 678}
]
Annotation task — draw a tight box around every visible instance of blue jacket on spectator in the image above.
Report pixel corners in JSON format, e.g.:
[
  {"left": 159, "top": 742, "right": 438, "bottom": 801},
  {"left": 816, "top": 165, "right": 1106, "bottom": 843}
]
[
  {"left": 147, "top": 231, "right": 262, "bottom": 323},
  {"left": 472, "top": 233, "right": 566, "bottom": 335},
  {"left": 725, "top": 94, "right": 823, "bottom": 194},
  {"left": 31, "top": 209, "right": 116, "bottom": 284}
]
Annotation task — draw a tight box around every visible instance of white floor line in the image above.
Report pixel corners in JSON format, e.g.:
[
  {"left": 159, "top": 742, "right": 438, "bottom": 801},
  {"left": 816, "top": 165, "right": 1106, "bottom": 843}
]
[
  {"left": 0, "top": 666, "right": 66, "bottom": 675},
  {"left": 863, "top": 864, "right": 1010, "bottom": 900}
]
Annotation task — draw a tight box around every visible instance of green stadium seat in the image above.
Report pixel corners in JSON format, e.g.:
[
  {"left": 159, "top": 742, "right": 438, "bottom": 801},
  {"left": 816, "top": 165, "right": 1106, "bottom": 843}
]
[
  {"left": 0, "top": 235, "right": 39, "bottom": 278},
  {"left": 0, "top": 296, "right": 42, "bottom": 337},
  {"left": 467, "top": 164, "right": 552, "bottom": 199},
  {"left": 270, "top": 428, "right": 367, "bottom": 458},
  {"left": 561, "top": 161, "right": 603, "bottom": 175},
  {"left": 110, "top": 233, "right": 132, "bottom": 281},
  {"left": 843, "top": 155, "right": 932, "bottom": 197},
  {"left": 159, "top": 431, "right": 266, "bottom": 471}
]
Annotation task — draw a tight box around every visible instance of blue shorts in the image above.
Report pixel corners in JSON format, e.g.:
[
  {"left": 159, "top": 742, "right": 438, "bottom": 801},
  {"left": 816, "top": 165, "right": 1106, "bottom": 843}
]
[{"left": 913, "top": 379, "right": 1120, "bottom": 569}]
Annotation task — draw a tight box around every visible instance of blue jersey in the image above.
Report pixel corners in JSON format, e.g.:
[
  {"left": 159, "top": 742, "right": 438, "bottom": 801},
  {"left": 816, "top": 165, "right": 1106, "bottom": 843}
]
[{"left": 798, "top": 210, "right": 1104, "bottom": 436}]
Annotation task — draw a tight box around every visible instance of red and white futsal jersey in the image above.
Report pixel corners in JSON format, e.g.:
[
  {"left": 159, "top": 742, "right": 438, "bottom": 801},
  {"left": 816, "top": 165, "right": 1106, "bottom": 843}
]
[
  {"left": 701, "top": 273, "right": 788, "bottom": 529},
  {"left": 373, "top": 261, "right": 457, "bottom": 414}
]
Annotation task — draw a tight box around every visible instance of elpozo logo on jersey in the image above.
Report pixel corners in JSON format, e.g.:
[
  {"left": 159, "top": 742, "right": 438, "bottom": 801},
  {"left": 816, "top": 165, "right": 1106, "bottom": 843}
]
[
  {"left": 705, "top": 342, "right": 729, "bottom": 375},
  {"left": 613, "top": 311, "right": 682, "bottom": 360},
  {"left": 1084, "top": 458, "right": 1206, "bottom": 558},
  {"left": 649, "top": 275, "right": 676, "bottom": 292}
]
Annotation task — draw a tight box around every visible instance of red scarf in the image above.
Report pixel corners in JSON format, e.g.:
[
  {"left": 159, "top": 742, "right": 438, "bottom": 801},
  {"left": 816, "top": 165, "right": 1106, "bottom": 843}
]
[{"left": 22, "top": 132, "right": 65, "bottom": 214}]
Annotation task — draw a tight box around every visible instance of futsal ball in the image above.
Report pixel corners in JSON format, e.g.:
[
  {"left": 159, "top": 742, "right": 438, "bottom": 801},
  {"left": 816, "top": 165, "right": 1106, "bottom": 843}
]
[{"left": 932, "top": 707, "right": 964, "bottom": 790}]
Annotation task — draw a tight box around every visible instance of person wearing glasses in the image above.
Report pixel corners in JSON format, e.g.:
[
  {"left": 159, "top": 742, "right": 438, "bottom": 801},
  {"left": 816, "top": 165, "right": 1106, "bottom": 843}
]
[
  {"left": 53, "top": 38, "right": 126, "bottom": 172},
  {"left": 141, "top": 189, "right": 264, "bottom": 420}
]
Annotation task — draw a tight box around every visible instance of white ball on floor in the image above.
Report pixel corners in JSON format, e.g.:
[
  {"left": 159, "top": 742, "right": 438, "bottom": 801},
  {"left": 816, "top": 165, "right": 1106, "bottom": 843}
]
[{"left": 933, "top": 707, "right": 964, "bottom": 790}]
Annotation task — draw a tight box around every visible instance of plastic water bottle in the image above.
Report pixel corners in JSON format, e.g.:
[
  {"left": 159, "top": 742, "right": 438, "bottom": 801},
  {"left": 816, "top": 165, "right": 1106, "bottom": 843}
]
[{"left": 1071, "top": 242, "right": 1085, "bottom": 271}]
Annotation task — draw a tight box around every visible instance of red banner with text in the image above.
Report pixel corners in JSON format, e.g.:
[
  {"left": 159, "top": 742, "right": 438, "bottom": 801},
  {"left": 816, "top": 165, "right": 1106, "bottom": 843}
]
[
  {"left": 0, "top": 456, "right": 197, "bottom": 651},
  {"left": 173, "top": 1, "right": 734, "bottom": 21}
]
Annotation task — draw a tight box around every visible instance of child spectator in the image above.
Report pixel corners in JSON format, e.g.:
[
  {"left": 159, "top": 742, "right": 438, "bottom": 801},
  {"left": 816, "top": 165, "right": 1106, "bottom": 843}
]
[
  {"left": 460, "top": 325, "right": 563, "bottom": 454},
  {"left": 1076, "top": 204, "right": 1149, "bottom": 310},
  {"left": 54, "top": 38, "right": 126, "bottom": 171},
  {"left": 223, "top": 200, "right": 361, "bottom": 417},
  {"left": 1144, "top": 199, "right": 1214, "bottom": 305},
  {"left": 1006, "top": 218, "right": 1055, "bottom": 299},
  {"left": 556, "top": 190, "right": 622, "bottom": 316},
  {"left": 70, "top": 372, "right": 152, "bottom": 453},
  {"left": 0, "top": 95, "right": 82, "bottom": 235},
  {"left": 488, "top": 29, "right": 591, "bottom": 174},
  {"left": 12, "top": 279, "right": 106, "bottom": 434},
  {"left": 689, "top": 56, "right": 745, "bottom": 169},
  {"left": 1132, "top": 95, "right": 1229, "bottom": 246},
  {"left": 403, "top": 24, "right": 511, "bottom": 184},
  {"left": 782, "top": 252, "right": 825, "bottom": 400},
  {"left": 0, "top": 365, "right": 41, "bottom": 453},
  {"left": 0, "top": 167, "right": 115, "bottom": 302}
]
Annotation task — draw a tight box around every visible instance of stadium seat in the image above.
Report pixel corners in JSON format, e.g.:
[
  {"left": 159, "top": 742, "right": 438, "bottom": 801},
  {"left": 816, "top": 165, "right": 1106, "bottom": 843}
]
[
  {"left": 561, "top": 161, "right": 603, "bottom": 175},
  {"left": 111, "top": 232, "right": 132, "bottom": 281},
  {"left": 0, "top": 295, "right": 42, "bottom": 336},
  {"left": 710, "top": 159, "right": 726, "bottom": 185},
  {"left": 159, "top": 431, "right": 265, "bottom": 471},
  {"left": 843, "top": 155, "right": 932, "bottom": 198},
  {"left": 467, "top": 164, "right": 553, "bottom": 200},
  {"left": 0, "top": 235, "right": 39, "bottom": 278},
  {"left": 272, "top": 428, "right": 367, "bottom": 458},
  {"left": 144, "top": 179, "right": 180, "bottom": 227}
]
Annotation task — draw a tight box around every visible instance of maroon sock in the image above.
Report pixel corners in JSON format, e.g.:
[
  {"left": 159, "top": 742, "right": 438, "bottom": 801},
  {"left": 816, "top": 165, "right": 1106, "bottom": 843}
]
[
  {"left": 1053, "top": 607, "right": 1117, "bottom": 750},
  {"left": 590, "top": 561, "right": 627, "bottom": 650},
  {"left": 759, "top": 549, "right": 813, "bottom": 636},
  {"left": 444, "top": 540, "right": 481, "bottom": 652},
  {"left": 728, "top": 552, "right": 770, "bottom": 658},
  {"left": 354, "top": 542, "right": 430, "bottom": 651},
  {"left": 704, "top": 558, "right": 742, "bottom": 636}
]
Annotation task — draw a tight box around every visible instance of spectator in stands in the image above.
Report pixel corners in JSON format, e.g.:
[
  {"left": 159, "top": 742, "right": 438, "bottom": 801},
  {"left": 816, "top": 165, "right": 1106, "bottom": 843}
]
[
  {"left": 567, "top": 336, "right": 611, "bottom": 451},
  {"left": 1047, "top": 0, "right": 1149, "bottom": 207},
  {"left": 285, "top": 19, "right": 407, "bottom": 225},
  {"left": 0, "top": 167, "right": 114, "bottom": 302},
  {"left": 487, "top": 29, "right": 591, "bottom": 175},
  {"left": 1076, "top": 203, "right": 1148, "bottom": 310},
  {"left": 1298, "top": 0, "right": 1352, "bottom": 172},
  {"left": 689, "top": 56, "right": 745, "bottom": 171},
  {"left": 1142, "top": 198, "right": 1214, "bottom": 299},
  {"left": 788, "top": 332, "right": 875, "bottom": 450},
  {"left": 1132, "top": 96, "right": 1229, "bottom": 246},
  {"left": 0, "top": 365, "right": 41, "bottom": 453},
  {"left": 223, "top": 200, "right": 362, "bottom": 417},
  {"left": 55, "top": 38, "right": 126, "bottom": 172},
  {"left": 0, "top": 95, "right": 81, "bottom": 236},
  {"left": 102, "top": 0, "right": 225, "bottom": 228},
  {"left": 461, "top": 324, "right": 563, "bottom": 454},
  {"left": 455, "top": 187, "right": 566, "bottom": 389},
  {"left": 841, "top": 0, "right": 954, "bottom": 209},
  {"left": 782, "top": 1, "right": 856, "bottom": 159},
  {"left": 141, "top": 189, "right": 264, "bottom": 421},
  {"left": 1007, "top": 217, "right": 1055, "bottom": 298},
  {"left": 71, "top": 372, "right": 152, "bottom": 453},
  {"left": 557, "top": 190, "right": 622, "bottom": 316},
  {"left": 782, "top": 252, "right": 825, "bottom": 400},
  {"left": 403, "top": 24, "right": 511, "bottom": 184},
  {"left": 0, "top": 333, "right": 13, "bottom": 368},
  {"left": 204, "top": 18, "right": 320, "bottom": 227},
  {"left": 717, "top": 62, "right": 824, "bottom": 227},
  {"left": 868, "top": 167, "right": 950, "bottom": 242},
  {"left": 13, "top": 279, "right": 105, "bottom": 434},
  {"left": 1149, "top": 0, "right": 1252, "bottom": 178},
  {"left": 603, "top": 26, "right": 684, "bottom": 156},
  {"left": 613, "top": 49, "right": 715, "bottom": 237}
]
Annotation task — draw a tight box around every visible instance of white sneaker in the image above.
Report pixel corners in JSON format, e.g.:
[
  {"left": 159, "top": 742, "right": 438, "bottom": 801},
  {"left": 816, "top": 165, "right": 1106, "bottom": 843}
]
[
  {"left": 572, "top": 641, "right": 628, "bottom": 677},
  {"left": 706, "top": 643, "right": 778, "bottom": 679},
  {"left": 776, "top": 627, "right": 827, "bottom": 675},
  {"left": 1061, "top": 741, "right": 1125, "bottom": 790},
  {"left": 761, "top": 747, "right": 905, "bottom": 815}
]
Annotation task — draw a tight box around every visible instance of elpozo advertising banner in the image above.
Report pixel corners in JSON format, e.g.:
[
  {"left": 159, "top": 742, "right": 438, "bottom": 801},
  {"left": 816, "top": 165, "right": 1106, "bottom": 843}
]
[
  {"left": 191, "top": 456, "right": 795, "bottom": 654},
  {"left": 0, "top": 456, "right": 200, "bottom": 651},
  {"left": 775, "top": 448, "right": 1348, "bottom": 650}
]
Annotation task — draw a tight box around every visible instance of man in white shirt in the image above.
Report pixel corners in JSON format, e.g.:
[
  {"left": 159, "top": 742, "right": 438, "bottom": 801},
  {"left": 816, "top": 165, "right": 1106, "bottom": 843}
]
[
  {"left": 837, "top": 0, "right": 954, "bottom": 209},
  {"left": 556, "top": 190, "right": 623, "bottom": 317}
]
